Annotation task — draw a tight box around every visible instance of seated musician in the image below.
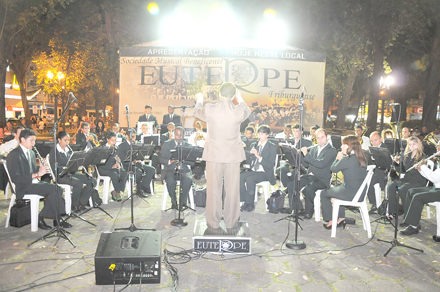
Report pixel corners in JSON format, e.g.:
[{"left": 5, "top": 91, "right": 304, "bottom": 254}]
[
  {"left": 159, "top": 126, "right": 194, "bottom": 210},
  {"left": 401, "top": 127, "right": 411, "bottom": 140},
  {"left": 189, "top": 121, "right": 207, "bottom": 146},
  {"left": 49, "top": 131, "right": 97, "bottom": 213},
  {"left": 287, "top": 128, "right": 337, "bottom": 219},
  {"left": 6, "top": 129, "right": 69, "bottom": 230},
  {"left": 274, "top": 124, "right": 293, "bottom": 139},
  {"left": 243, "top": 126, "right": 254, "bottom": 140},
  {"left": 97, "top": 131, "right": 127, "bottom": 201},
  {"left": 0, "top": 126, "right": 24, "bottom": 153},
  {"left": 117, "top": 128, "right": 155, "bottom": 197},
  {"left": 111, "top": 123, "right": 126, "bottom": 141},
  {"left": 76, "top": 122, "right": 98, "bottom": 149},
  {"left": 248, "top": 122, "right": 257, "bottom": 137},
  {"left": 161, "top": 122, "right": 175, "bottom": 145},
  {"left": 277, "top": 124, "right": 312, "bottom": 189},
  {"left": 387, "top": 136, "right": 427, "bottom": 218},
  {"left": 366, "top": 131, "right": 390, "bottom": 212},
  {"left": 399, "top": 160, "right": 440, "bottom": 236},
  {"left": 355, "top": 125, "right": 370, "bottom": 150},
  {"left": 321, "top": 136, "right": 367, "bottom": 229},
  {"left": 239, "top": 125, "right": 277, "bottom": 212}
]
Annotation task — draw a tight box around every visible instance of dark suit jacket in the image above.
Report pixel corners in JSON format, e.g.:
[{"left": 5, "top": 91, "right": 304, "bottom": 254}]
[
  {"left": 76, "top": 133, "right": 97, "bottom": 149},
  {"left": 116, "top": 140, "right": 132, "bottom": 170},
  {"left": 331, "top": 155, "right": 367, "bottom": 194},
  {"left": 247, "top": 141, "right": 278, "bottom": 185},
  {"left": 293, "top": 138, "right": 312, "bottom": 149},
  {"left": 161, "top": 132, "right": 172, "bottom": 145},
  {"left": 160, "top": 140, "right": 194, "bottom": 173},
  {"left": 49, "top": 146, "right": 72, "bottom": 177},
  {"left": 138, "top": 114, "right": 159, "bottom": 130},
  {"left": 162, "top": 113, "right": 181, "bottom": 126},
  {"left": 97, "top": 146, "right": 119, "bottom": 172},
  {"left": 302, "top": 143, "right": 337, "bottom": 187},
  {"left": 6, "top": 146, "right": 38, "bottom": 199}
]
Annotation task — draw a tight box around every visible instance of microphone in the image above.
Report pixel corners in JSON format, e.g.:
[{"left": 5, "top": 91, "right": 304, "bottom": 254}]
[
  {"left": 301, "top": 86, "right": 305, "bottom": 98},
  {"left": 125, "top": 104, "right": 129, "bottom": 112},
  {"left": 388, "top": 103, "right": 400, "bottom": 106},
  {"left": 69, "top": 92, "right": 77, "bottom": 102}
]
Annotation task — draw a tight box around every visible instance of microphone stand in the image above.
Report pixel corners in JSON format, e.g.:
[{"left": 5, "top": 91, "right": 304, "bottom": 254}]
[
  {"left": 116, "top": 107, "right": 155, "bottom": 232},
  {"left": 377, "top": 104, "right": 423, "bottom": 256},
  {"left": 29, "top": 93, "right": 77, "bottom": 248},
  {"left": 286, "top": 88, "right": 306, "bottom": 250}
]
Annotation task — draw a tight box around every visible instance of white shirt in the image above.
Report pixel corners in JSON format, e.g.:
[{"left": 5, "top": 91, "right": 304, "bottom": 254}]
[
  {"left": 0, "top": 139, "right": 19, "bottom": 153},
  {"left": 420, "top": 164, "right": 440, "bottom": 188},
  {"left": 317, "top": 143, "right": 328, "bottom": 157},
  {"left": 274, "top": 132, "right": 292, "bottom": 139},
  {"left": 57, "top": 144, "right": 69, "bottom": 156}
]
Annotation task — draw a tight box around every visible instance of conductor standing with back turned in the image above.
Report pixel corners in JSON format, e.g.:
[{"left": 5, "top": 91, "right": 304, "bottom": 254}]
[{"left": 194, "top": 82, "right": 250, "bottom": 232}]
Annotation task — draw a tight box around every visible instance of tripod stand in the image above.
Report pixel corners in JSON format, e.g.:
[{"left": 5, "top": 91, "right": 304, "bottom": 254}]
[
  {"left": 29, "top": 92, "right": 77, "bottom": 248},
  {"left": 285, "top": 88, "right": 306, "bottom": 250},
  {"left": 376, "top": 104, "right": 423, "bottom": 257},
  {"left": 115, "top": 108, "right": 155, "bottom": 232}
]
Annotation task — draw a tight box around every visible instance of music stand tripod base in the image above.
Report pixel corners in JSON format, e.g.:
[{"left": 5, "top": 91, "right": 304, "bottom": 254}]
[{"left": 286, "top": 240, "right": 306, "bottom": 250}]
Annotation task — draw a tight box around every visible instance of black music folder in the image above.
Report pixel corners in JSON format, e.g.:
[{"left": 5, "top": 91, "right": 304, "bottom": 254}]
[{"left": 170, "top": 145, "right": 203, "bottom": 162}]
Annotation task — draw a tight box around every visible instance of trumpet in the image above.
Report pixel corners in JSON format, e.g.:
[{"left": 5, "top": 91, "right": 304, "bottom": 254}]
[
  {"left": 32, "top": 146, "right": 52, "bottom": 179},
  {"left": 406, "top": 150, "right": 440, "bottom": 172}
]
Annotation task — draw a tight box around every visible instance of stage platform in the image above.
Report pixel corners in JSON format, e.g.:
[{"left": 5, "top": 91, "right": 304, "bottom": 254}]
[{"left": 193, "top": 219, "right": 252, "bottom": 254}]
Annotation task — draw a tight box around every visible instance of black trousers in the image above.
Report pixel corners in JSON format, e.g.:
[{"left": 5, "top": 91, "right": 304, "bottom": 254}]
[
  {"left": 23, "top": 182, "right": 65, "bottom": 219},
  {"left": 240, "top": 170, "right": 269, "bottom": 205},
  {"left": 133, "top": 163, "right": 155, "bottom": 191},
  {"left": 276, "top": 163, "right": 292, "bottom": 188},
  {"left": 162, "top": 170, "right": 192, "bottom": 206},
  {"left": 288, "top": 174, "right": 326, "bottom": 214},
  {"left": 387, "top": 180, "right": 426, "bottom": 216},
  {"left": 58, "top": 172, "right": 96, "bottom": 208},
  {"left": 404, "top": 187, "right": 440, "bottom": 226},
  {"left": 98, "top": 168, "right": 128, "bottom": 193},
  {"left": 367, "top": 169, "right": 386, "bottom": 206}
]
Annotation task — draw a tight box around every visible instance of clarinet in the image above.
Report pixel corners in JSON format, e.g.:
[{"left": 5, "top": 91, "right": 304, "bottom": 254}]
[
  {"left": 114, "top": 153, "right": 123, "bottom": 182},
  {"left": 32, "top": 146, "right": 52, "bottom": 179}
]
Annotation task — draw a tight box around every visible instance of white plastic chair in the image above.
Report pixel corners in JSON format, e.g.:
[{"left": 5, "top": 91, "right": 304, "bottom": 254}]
[
  {"left": 95, "top": 166, "right": 130, "bottom": 204},
  {"left": 422, "top": 160, "right": 435, "bottom": 218},
  {"left": 46, "top": 154, "right": 72, "bottom": 214},
  {"left": 331, "top": 165, "right": 376, "bottom": 238},
  {"left": 313, "top": 176, "right": 334, "bottom": 222},
  {"left": 5, "top": 182, "right": 10, "bottom": 200},
  {"left": 426, "top": 202, "right": 440, "bottom": 238},
  {"left": 162, "top": 181, "right": 194, "bottom": 210},
  {"left": 3, "top": 162, "right": 44, "bottom": 232},
  {"left": 254, "top": 155, "right": 278, "bottom": 211}
]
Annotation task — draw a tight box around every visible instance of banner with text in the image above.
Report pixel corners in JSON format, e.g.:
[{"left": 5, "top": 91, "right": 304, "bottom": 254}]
[{"left": 119, "top": 45, "right": 326, "bottom": 132}]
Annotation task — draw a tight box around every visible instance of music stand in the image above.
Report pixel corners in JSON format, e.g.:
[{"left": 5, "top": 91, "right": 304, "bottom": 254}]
[
  {"left": 369, "top": 147, "right": 392, "bottom": 171},
  {"left": 84, "top": 147, "right": 114, "bottom": 167},
  {"left": 143, "top": 135, "right": 160, "bottom": 146},
  {"left": 384, "top": 138, "right": 406, "bottom": 155},
  {"left": 124, "top": 144, "right": 156, "bottom": 162},
  {"left": 330, "top": 135, "right": 342, "bottom": 150},
  {"left": 61, "top": 151, "right": 113, "bottom": 219}
]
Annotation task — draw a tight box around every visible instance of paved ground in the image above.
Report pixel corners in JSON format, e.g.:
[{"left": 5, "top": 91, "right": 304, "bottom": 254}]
[{"left": 0, "top": 179, "right": 439, "bottom": 292}]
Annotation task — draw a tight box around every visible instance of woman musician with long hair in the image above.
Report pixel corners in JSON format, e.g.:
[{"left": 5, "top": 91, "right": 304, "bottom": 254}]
[
  {"left": 386, "top": 136, "right": 427, "bottom": 219},
  {"left": 321, "top": 135, "right": 368, "bottom": 229},
  {"left": 49, "top": 131, "right": 97, "bottom": 213}
]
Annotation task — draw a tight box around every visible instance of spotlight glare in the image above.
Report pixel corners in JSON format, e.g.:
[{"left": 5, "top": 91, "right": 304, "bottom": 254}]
[
  {"left": 148, "top": 3, "right": 159, "bottom": 15},
  {"left": 264, "top": 8, "right": 276, "bottom": 20},
  {"left": 258, "top": 19, "right": 287, "bottom": 48}
]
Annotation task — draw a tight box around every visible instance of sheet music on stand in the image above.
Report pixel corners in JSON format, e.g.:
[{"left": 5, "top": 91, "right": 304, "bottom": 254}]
[
  {"left": 171, "top": 145, "right": 203, "bottom": 162},
  {"left": 83, "top": 146, "right": 114, "bottom": 167},
  {"left": 124, "top": 144, "right": 156, "bottom": 162},
  {"left": 280, "top": 143, "right": 301, "bottom": 166},
  {"left": 59, "top": 151, "right": 88, "bottom": 177},
  {"left": 369, "top": 146, "right": 392, "bottom": 171}
]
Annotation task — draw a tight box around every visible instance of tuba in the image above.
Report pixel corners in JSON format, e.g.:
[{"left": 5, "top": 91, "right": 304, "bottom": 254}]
[{"left": 423, "top": 132, "right": 439, "bottom": 146}]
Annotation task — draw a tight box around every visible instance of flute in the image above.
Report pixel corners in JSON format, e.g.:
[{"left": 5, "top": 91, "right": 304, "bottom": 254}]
[{"left": 406, "top": 150, "right": 440, "bottom": 172}]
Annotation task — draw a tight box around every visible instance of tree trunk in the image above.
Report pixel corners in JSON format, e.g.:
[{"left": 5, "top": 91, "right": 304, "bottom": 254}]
[
  {"left": 366, "top": 45, "right": 384, "bottom": 136},
  {"left": 0, "top": 62, "right": 7, "bottom": 124},
  {"left": 422, "top": 18, "right": 440, "bottom": 127},
  {"left": 13, "top": 63, "right": 31, "bottom": 122},
  {"left": 336, "top": 67, "right": 359, "bottom": 129}
]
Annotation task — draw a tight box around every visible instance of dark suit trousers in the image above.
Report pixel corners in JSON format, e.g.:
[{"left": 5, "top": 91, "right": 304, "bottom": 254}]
[
  {"left": 277, "top": 163, "right": 292, "bottom": 188},
  {"left": 367, "top": 169, "right": 386, "bottom": 205},
  {"left": 321, "top": 186, "right": 352, "bottom": 221},
  {"left": 240, "top": 171, "right": 268, "bottom": 205},
  {"left": 135, "top": 164, "right": 155, "bottom": 191},
  {"left": 404, "top": 187, "right": 440, "bottom": 226},
  {"left": 288, "top": 174, "right": 326, "bottom": 214},
  {"left": 58, "top": 173, "right": 95, "bottom": 207},
  {"left": 98, "top": 168, "right": 127, "bottom": 193},
  {"left": 387, "top": 180, "right": 426, "bottom": 215},
  {"left": 24, "top": 182, "right": 65, "bottom": 219},
  {"left": 162, "top": 170, "right": 192, "bottom": 206}
]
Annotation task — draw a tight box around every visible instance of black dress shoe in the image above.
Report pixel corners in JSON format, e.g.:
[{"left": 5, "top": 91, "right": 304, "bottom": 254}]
[
  {"left": 242, "top": 204, "right": 255, "bottom": 212},
  {"left": 137, "top": 188, "right": 149, "bottom": 198},
  {"left": 53, "top": 218, "right": 72, "bottom": 229},
  {"left": 296, "top": 209, "right": 306, "bottom": 216},
  {"left": 400, "top": 225, "right": 419, "bottom": 235},
  {"left": 369, "top": 206, "right": 378, "bottom": 214},
  {"left": 38, "top": 218, "right": 52, "bottom": 230},
  {"left": 303, "top": 213, "right": 313, "bottom": 220},
  {"left": 399, "top": 222, "right": 409, "bottom": 228}
]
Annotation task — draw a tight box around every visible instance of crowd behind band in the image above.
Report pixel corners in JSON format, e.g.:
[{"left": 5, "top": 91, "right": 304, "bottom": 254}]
[{"left": 1, "top": 103, "right": 439, "bottom": 237}]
